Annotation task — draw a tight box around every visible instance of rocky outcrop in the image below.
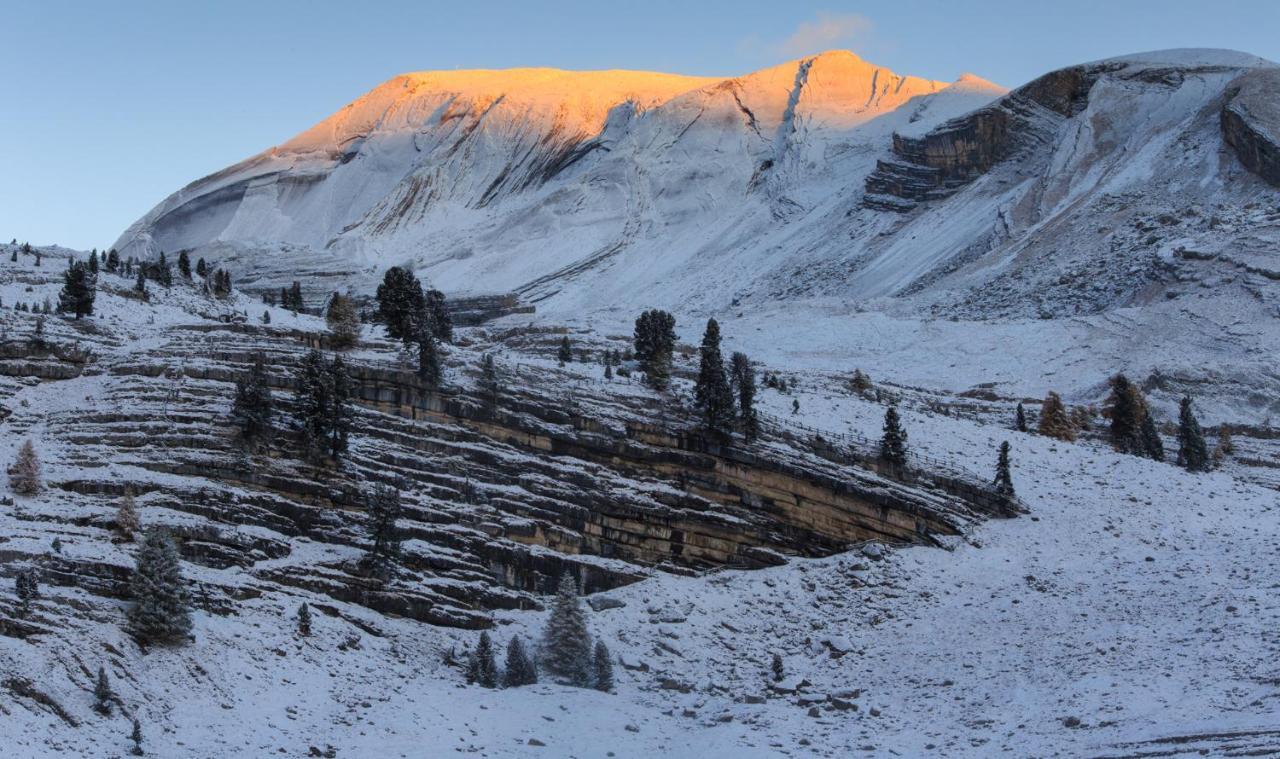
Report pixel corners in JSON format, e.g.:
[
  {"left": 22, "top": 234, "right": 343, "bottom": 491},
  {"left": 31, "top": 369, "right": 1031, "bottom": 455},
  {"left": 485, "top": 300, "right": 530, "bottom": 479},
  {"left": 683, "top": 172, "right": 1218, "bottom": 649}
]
[{"left": 1222, "top": 68, "right": 1280, "bottom": 187}]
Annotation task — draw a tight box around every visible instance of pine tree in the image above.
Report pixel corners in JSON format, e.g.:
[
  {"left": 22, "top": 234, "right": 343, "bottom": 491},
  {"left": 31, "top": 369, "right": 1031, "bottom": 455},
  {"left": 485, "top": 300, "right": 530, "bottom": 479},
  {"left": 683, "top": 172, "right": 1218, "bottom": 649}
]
[
  {"left": 771, "top": 652, "right": 784, "bottom": 682},
  {"left": 288, "top": 281, "right": 303, "bottom": 312},
  {"left": 262, "top": 310, "right": 271, "bottom": 324},
  {"left": 557, "top": 336, "right": 572, "bottom": 365},
  {"left": 58, "top": 259, "right": 96, "bottom": 319},
  {"left": 328, "top": 356, "right": 352, "bottom": 460},
  {"left": 116, "top": 491, "right": 141, "bottom": 541},
  {"left": 1104, "top": 374, "right": 1145, "bottom": 454},
  {"left": 177, "top": 251, "right": 191, "bottom": 280},
  {"left": 1139, "top": 412, "right": 1165, "bottom": 461},
  {"left": 1177, "top": 396, "right": 1210, "bottom": 472},
  {"left": 195, "top": 257, "right": 207, "bottom": 278},
  {"left": 475, "top": 631, "right": 498, "bottom": 688},
  {"left": 9, "top": 439, "right": 41, "bottom": 495},
  {"left": 993, "top": 441, "right": 1015, "bottom": 496},
  {"left": 375, "top": 267, "right": 425, "bottom": 341},
  {"left": 695, "top": 319, "right": 734, "bottom": 436},
  {"left": 633, "top": 309, "right": 675, "bottom": 390},
  {"left": 504, "top": 636, "right": 538, "bottom": 687},
  {"left": 134, "top": 268, "right": 148, "bottom": 299},
  {"left": 465, "top": 651, "right": 480, "bottom": 685},
  {"left": 130, "top": 718, "right": 144, "bottom": 756},
  {"left": 363, "top": 483, "right": 401, "bottom": 580},
  {"left": 1037, "top": 391, "right": 1076, "bottom": 441},
  {"left": 279, "top": 286, "right": 289, "bottom": 310},
  {"left": 88, "top": 249, "right": 99, "bottom": 275},
  {"left": 127, "top": 528, "right": 193, "bottom": 645},
  {"left": 479, "top": 353, "right": 500, "bottom": 410},
  {"left": 106, "top": 249, "right": 120, "bottom": 273},
  {"left": 879, "top": 405, "right": 908, "bottom": 469},
  {"left": 93, "top": 665, "right": 114, "bottom": 715},
  {"left": 325, "top": 292, "right": 361, "bottom": 350},
  {"left": 154, "top": 252, "right": 172, "bottom": 287},
  {"left": 231, "top": 354, "right": 274, "bottom": 451},
  {"left": 416, "top": 331, "right": 442, "bottom": 388},
  {"left": 296, "top": 602, "right": 312, "bottom": 637},
  {"left": 540, "top": 572, "right": 593, "bottom": 686},
  {"left": 729, "top": 351, "right": 759, "bottom": 442},
  {"left": 424, "top": 288, "right": 452, "bottom": 344},
  {"left": 592, "top": 640, "right": 614, "bottom": 692},
  {"left": 1015, "top": 402, "right": 1027, "bottom": 432},
  {"left": 296, "top": 350, "right": 332, "bottom": 462},
  {"left": 14, "top": 569, "right": 38, "bottom": 612}
]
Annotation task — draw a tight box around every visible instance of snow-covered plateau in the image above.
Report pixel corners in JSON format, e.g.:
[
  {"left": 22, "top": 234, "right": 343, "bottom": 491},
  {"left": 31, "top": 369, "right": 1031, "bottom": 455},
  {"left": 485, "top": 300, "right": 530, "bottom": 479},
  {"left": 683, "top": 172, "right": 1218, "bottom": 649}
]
[{"left": 2, "top": 46, "right": 1280, "bottom": 758}]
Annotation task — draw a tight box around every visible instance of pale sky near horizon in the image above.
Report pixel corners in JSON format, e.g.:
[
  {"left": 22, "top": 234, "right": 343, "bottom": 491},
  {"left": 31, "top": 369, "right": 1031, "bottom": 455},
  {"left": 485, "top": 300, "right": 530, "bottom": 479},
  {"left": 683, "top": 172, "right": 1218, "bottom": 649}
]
[{"left": 3, "top": 0, "right": 1277, "bottom": 250}]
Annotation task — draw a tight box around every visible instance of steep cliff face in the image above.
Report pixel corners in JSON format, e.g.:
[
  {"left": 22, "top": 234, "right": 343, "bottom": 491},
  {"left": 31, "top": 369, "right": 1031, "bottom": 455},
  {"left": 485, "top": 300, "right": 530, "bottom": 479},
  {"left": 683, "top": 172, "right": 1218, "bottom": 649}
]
[{"left": 1223, "top": 68, "right": 1280, "bottom": 187}]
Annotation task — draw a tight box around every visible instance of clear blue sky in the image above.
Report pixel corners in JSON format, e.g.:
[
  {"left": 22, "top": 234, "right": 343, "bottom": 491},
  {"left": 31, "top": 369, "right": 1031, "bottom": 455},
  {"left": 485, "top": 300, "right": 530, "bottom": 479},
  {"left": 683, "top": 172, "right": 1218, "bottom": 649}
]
[{"left": 3, "top": 0, "right": 1277, "bottom": 250}]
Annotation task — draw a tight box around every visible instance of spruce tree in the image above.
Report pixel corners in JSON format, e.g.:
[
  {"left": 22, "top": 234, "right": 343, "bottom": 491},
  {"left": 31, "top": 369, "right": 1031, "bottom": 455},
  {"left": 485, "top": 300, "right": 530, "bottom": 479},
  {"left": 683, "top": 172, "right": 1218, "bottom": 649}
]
[
  {"left": 58, "top": 260, "right": 95, "bottom": 319},
  {"left": 88, "top": 249, "right": 99, "bottom": 275},
  {"left": 1177, "top": 396, "right": 1210, "bottom": 472},
  {"left": 9, "top": 439, "right": 41, "bottom": 495},
  {"left": 479, "top": 353, "right": 500, "bottom": 410},
  {"left": 592, "top": 640, "right": 614, "bottom": 692},
  {"left": 106, "top": 249, "right": 120, "bottom": 272},
  {"left": 177, "top": 251, "right": 191, "bottom": 280},
  {"left": 14, "top": 569, "right": 38, "bottom": 612},
  {"left": 296, "top": 602, "right": 312, "bottom": 637},
  {"left": 557, "top": 336, "right": 572, "bottom": 365},
  {"left": 504, "top": 636, "right": 537, "bottom": 687},
  {"left": 116, "top": 491, "right": 141, "bottom": 541},
  {"left": 363, "top": 484, "right": 401, "bottom": 580},
  {"left": 729, "top": 351, "right": 759, "bottom": 442},
  {"left": 633, "top": 309, "right": 675, "bottom": 390},
  {"left": 195, "top": 257, "right": 207, "bottom": 278},
  {"left": 475, "top": 631, "right": 498, "bottom": 688},
  {"left": 127, "top": 528, "right": 193, "bottom": 645},
  {"left": 1015, "top": 402, "right": 1027, "bottom": 432},
  {"left": 416, "top": 331, "right": 442, "bottom": 388},
  {"left": 154, "top": 252, "right": 172, "bottom": 287},
  {"left": 130, "top": 718, "right": 144, "bottom": 756},
  {"left": 288, "top": 281, "right": 303, "bottom": 312},
  {"left": 231, "top": 354, "right": 274, "bottom": 451},
  {"left": 540, "top": 572, "right": 593, "bottom": 686},
  {"left": 424, "top": 288, "right": 452, "bottom": 344},
  {"left": 879, "top": 405, "right": 908, "bottom": 469},
  {"left": 296, "top": 350, "right": 333, "bottom": 462},
  {"left": 327, "top": 355, "right": 352, "bottom": 461},
  {"left": 771, "top": 652, "right": 784, "bottom": 682},
  {"left": 325, "top": 292, "right": 361, "bottom": 350},
  {"left": 1139, "top": 412, "right": 1165, "bottom": 461},
  {"left": 1037, "top": 391, "right": 1076, "bottom": 441},
  {"left": 695, "top": 319, "right": 734, "bottom": 436},
  {"left": 93, "top": 665, "right": 114, "bottom": 715},
  {"left": 1104, "top": 374, "right": 1145, "bottom": 454},
  {"left": 134, "top": 269, "right": 148, "bottom": 299},
  {"left": 993, "top": 441, "right": 1015, "bottom": 496},
  {"left": 375, "top": 267, "right": 425, "bottom": 341}
]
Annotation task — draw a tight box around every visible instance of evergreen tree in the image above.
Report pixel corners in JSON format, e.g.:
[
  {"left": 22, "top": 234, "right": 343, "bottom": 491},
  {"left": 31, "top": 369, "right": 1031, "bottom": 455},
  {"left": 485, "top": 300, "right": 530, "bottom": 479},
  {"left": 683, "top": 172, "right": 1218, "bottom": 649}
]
[
  {"left": 557, "top": 335, "right": 572, "bottom": 365},
  {"left": 325, "top": 292, "right": 361, "bottom": 350},
  {"left": 177, "top": 251, "right": 191, "bottom": 280},
  {"left": 479, "top": 353, "right": 500, "bottom": 410},
  {"left": 1015, "top": 402, "right": 1027, "bottom": 432},
  {"left": 850, "top": 369, "right": 872, "bottom": 394},
  {"left": 465, "top": 651, "right": 480, "bottom": 685},
  {"left": 1104, "top": 374, "right": 1145, "bottom": 454},
  {"left": 1139, "top": 412, "right": 1165, "bottom": 461},
  {"left": 328, "top": 356, "right": 352, "bottom": 460},
  {"left": 288, "top": 281, "right": 303, "bottom": 312},
  {"left": 9, "top": 439, "right": 41, "bottom": 495},
  {"left": 879, "top": 405, "right": 908, "bottom": 469},
  {"left": 424, "top": 288, "right": 452, "bottom": 344},
  {"left": 592, "top": 640, "right": 614, "bottom": 692},
  {"left": 295, "top": 350, "right": 333, "bottom": 462},
  {"left": 34, "top": 251, "right": 40, "bottom": 267},
  {"left": 694, "top": 319, "right": 734, "bottom": 436},
  {"left": 771, "top": 652, "right": 784, "bottom": 682},
  {"left": 9, "top": 248, "right": 16, "bottom": 262},
  {"left": 127, "top": 528, "right": 193, "bottom": 645},
  {"left": 154, "top": 252, "right": 172, "bottom": 287},
  {"left": 633, "top": 309, "right": 676, "bottom": 390},
  {"left": 416, "top": 331, "right": 442, "bottom": 388},
  {"left": 231, "top": 354, "right": 274, "bottom": 451},
  {"left": 130, "top": 718, "right": 144, "bottom": 756},
  {"left": 503, "top": 636, "right": 538, "bottom": 687},
  {"left": 134, "top": 268, "right": 148, "bottom": 299},
  {"left": 729, "top": 351, "right": 759, "bottom": 442},
  {"left": 195, "top": 257, "right": 207, "bottom": 278},
  {"left": 116, "top": 491, "right": 141, "bottom": 541},
  {"left": 93, "top": 665, "right": 114, "bottom": 715},
  {"left": 1177, "top": 396, "right": 1210, "bottom": 472},
  {"left": 993, "top": 441, "right": 1015, "bottom": 496},
  {"left": 540, "top": 572, "right": 593, "bottom": 686},
  {"left": 88, "top": 249, "right": 99, "bottom": 275},
  {"left": 106, "top": 249, "right": 120, "bottom": 273},
  {"left": 363, "top": 483, "right": 401, "bottom": 580},
  {"left": 262, "top": 310, "right": 271, "bottom": 325},
  {"left": 1037, "top": 391, "right": 1076, "bottom": 441},
  {"left": 296, "top": 602, "right": 312, "bottom": 637},
  {"left": 14, "top": 569, "right": 38, "bottom": 612},
  {"left": 475, "top": 631, "right": 498, "bottom": 688},
  {"left": 279, "top": 286, "right": 290, "bottom": 310},
  {"left": 375, "top": 267, "right": 425, "bottom": 341},
  {"left": 58, "top": 259, "right": 95, "bottom": 319}
]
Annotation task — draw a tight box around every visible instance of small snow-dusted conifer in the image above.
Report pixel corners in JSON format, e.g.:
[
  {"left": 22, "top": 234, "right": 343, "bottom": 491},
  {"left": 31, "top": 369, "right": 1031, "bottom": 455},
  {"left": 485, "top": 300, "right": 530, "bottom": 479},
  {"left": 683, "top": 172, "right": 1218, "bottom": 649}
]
[
  {"left": 771, "top": 652, "right": 784, "bottom": 682},
  {"left": 176, "top": 251, "right": 191, "bottom": 280},
  {"left": 375, "top": 267, "right": 424, "bottom": 340},
  {"left": 127, "top": 528, "right": 193, "bottom": 645},
  {"left": 1139, "top": 411, "right": 1165, "bottom": 461},
  {"left": 557, "top": 336, "right": 572, "bottom": 365},
  {"left": 1177, "top": 396, "right": 1210, "bottom": 473},
  {"left": 93, "top": 665, "right": 114, "bottom": 715},
  {"left": 262, "top": 310, "right": 270, "bottom": 324},
  {"left": 231, "top": 354, "right": 274, "bottom": 451},
  {"left": 695, "top": 319, "right": 734, "bottom": 436},
  {"left": 729, "top": 351, "right": 759, "bottom": 442},
  {"left": 287, "top": 281, "right": 303, "bottom": 312},
  {"left": 1104, "top": 374, "right": 1145, "bottom": 454},
  {"left": 15, "top": 569, "right": 38, "bottom": 612},
  {"left": 1037, "top": 391, "right": 1075, "bottom": 441},
  {"left": 465, "top": 651, "right": 480, "bottom": 684},
  {"left": 116, "top": 490, "right": 141, "bottom": 541},
  {"left": 993, "top": 441, "right": 1015, "bottom": 496},
  {"left": 475, "top": 631, "right": 498, "bottom": 688},
  {"left": 592, "top": 640, "right": 614, "bottom": 692},
  {"left": 9, "top": 439, "right": 42, "bottom": 495},
  {"left": 133, "top": 268, "right": 147, "bottom": 299},
  {"left": 106, "top": 249, "right": 120, "bottom": 272},
  {"left": 416, "top": 331, "right": 442, "bottom": 388},
  {"left": 540, "top": 572, "right": 593, "bottom": 686},
  {"left": 633, "top": 309, "right": 675, "bottom": 390},
  {"left": 479, "top": 353, "right": 500, "bottom": 410},
  {"left": 1015, "top": 402, "right": 1027, "bottom": 432},
  {"left": 130, "top": 718, "right": 144, "bottom": 755},
  {"left": 88, "top": 249, "right": 99, "bottom": 275},
  {"left": 362, "top": 484, "right": 401, "bottom": 580},
  {"left": 325, "top": 292, "right": 361, "bottom": 350},
  {"left": 58, "top": 259, "right": 96, "bottom": 319},
  {"left": 296, "top": 602, "right": 312, "bottom": 637},
  {"left": 504, "top": 636, "right": 537, "bottom": 687},
  {"left": 879, "top": 405, "right": 908, "bottom": 469},
  {"left": 424, "top": 288, "right": 452, "bottom": 344},
  {"left": 195, "top": 257, "right": 207, "bottom": 278}
]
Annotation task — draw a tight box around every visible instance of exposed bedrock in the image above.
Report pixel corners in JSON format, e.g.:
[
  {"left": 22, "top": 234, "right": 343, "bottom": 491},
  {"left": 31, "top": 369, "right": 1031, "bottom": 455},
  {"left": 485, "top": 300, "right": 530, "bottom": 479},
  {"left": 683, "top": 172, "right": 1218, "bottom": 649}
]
[{"left": 1222, "top": 68, "right": 1280, "bottom": 187}]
